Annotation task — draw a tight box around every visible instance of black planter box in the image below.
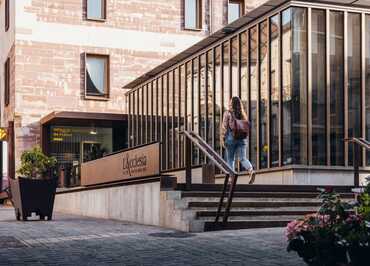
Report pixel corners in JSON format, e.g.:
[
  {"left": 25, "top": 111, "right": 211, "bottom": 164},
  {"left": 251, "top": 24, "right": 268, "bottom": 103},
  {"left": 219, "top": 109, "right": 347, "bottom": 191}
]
[{"left": 9, "top": 177, "right": 57, "bottom": 221}]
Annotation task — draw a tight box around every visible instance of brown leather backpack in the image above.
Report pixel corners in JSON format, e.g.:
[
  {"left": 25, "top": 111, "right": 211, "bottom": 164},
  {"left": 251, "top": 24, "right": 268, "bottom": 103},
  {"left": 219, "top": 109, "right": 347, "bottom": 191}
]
[{"left": 231, "top": 113, "right": 250, "bottom": 140}]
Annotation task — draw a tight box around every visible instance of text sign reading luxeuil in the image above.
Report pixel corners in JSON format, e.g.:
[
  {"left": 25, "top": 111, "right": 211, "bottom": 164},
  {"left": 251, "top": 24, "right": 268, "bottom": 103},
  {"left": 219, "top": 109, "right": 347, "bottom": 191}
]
[{"left": 81, "top": 143, "right": 160, "bottom": 186}]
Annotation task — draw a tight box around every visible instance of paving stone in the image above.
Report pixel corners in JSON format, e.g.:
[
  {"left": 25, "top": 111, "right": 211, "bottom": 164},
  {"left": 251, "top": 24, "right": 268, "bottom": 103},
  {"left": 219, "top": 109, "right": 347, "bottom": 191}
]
[{"left": 0, "top": 206, "right": 304, "bottom": 266}]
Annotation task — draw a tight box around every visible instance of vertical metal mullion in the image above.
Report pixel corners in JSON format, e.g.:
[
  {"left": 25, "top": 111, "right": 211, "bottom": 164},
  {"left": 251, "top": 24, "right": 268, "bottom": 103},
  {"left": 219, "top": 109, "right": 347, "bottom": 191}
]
[
  {"left": 205, "top": 53, "right": 209, "bottom": 146},
  {"left": 150, "top": 83, "right": 153, "bottom": 142},
  {"left": 160, "top": 77, "right": 164, "bottom": 170},
  {"left": 266, "top": 20, "right": 271, "bottom": 169},
  {"left": 172, "top": 70, "right": 176, "bottom": 169},
  {"left": 326, "top": 9, "right": 331, "bottom": 166},
  {"left": 198, "top": 56, "right": 201, "bottom": 165},
  {"left": 212, "top": 48, "right": 216, "bottom": 150},
  {"left": 166, "top": 74, "right": 170, "bottom": 170},
  {"left": 278, "top": 12, "right": 283, "bottom": 167},
  {"left": 246, "top": 30, "right": 251, "bottom": 160},
  {"left": 308, "top": 8, "right": 313, "bottom": 166},
  {"left": 191, "top": 60, "right": 195, "bottom": 166},
  {"left": 136, "top": 90, "right": 139, "bottom": 146},
  {"left": 178, "top": 67, "right": 182, "bottom": 168},
  {"left": 361, "top": 12, "right": 366, "bottom": 167},
  {"left": 237, "top": 34, "right": 241, "bottom": 97},
  {"left": 146, "top": 84, "right": 149, "bottom": 144},
  {"left": 344, "top": 11, "right": 349, "bottom": 167},
  {"left": 220, "top": 45, "right": 225, "bottom": 156},
  {"left": 184, "top": 64, "right": 188, "bottom": 168},
  {"left": 229, "top": 39, "right": 232, "bottom": 97},
  {"left": 155, "top": 79, "right": 159, "bottom": 142},
  {"left": 141, "top": 87, "right": 145, "bottom": 145},
  {"left": 256, "top": 24, "right": 260, "bottom": 170},
  {"left": 127, "top": 95, "right": 131, "bottom": 147}
]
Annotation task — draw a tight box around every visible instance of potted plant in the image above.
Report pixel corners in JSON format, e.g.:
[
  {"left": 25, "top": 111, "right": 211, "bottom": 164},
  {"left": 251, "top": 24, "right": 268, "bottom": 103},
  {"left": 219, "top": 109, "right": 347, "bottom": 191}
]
[
  {"left": 9, "top": 146, "right": 57, "bottom": 221},
  {"left": 286, "top": 187, "right": 370, "bottom": 266}
]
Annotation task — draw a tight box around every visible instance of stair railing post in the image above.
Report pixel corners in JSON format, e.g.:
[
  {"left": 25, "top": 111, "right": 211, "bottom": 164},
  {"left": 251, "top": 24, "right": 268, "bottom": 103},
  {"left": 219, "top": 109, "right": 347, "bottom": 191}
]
[
  {"left": 223, "top": 173, "right": 238, "bottom": 223},
  {"left": 354, "top": 142, "right": 360, "bottom": 187},
  {"left": 185, "top": 135, "right": 192, "bottom": 191}
]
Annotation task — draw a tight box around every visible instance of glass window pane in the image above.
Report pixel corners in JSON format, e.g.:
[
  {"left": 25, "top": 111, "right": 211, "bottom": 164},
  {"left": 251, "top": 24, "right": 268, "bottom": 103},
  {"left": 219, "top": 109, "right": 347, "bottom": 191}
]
[
  {"left": 143, "top": 85, "right": 147, "bottom": 144},
  {"left": 193, "top": 58, "right": 199, "bottom": 164},
  {"left": 270, "top": 15, "right": 279, "bottom": 167},
  {"left": 292, "top": 8, "right": 308, "bottom": 164},
  {"left": 223, "top": 42, "right": 230, "bottom": 113},
  {"left": 259, "top": 20, "right": 269, "bottom": 169},
  {"left": 228, "top": 2, "right": 241, "bottom": 24},
  {"left": 282, "top": 9, "right": 292, "bottom": 165},
  {"left": 148, "top": 83, "right": 152, "bottom": 142},
  {"left": 348, "top": 13, "right": 362, "bottom": 166},
  {"left": 152, "top": 81, "right": 157, "bottom": 142},
  {"left": 241, "top": 31, "right": 248, "bottom": 113},
  {"left": 231, "top": 37, "right": 239, "bottom": 97},
  {"left": 330, "top": 11, "right": 344, "bottom": 166},
  {"left": 207, "top": 51, "right": 214, "bottom": 146},
  {"left": 163, "top": 75, "right": 168, "bottom": 169},
  {"left": 312, "top": 9, "right": 327, "bottom": 165},
  {"left": 86, "top": 55, "right": 108, "bottom": 97},
  {"left": 87, "top": 0, "right": 105, "bottom": 20},
  {"left": 249, "top": 26, "right": 258, "bottom": 168},
  {"left": 366, "top": 15, "right": 370, "bottom": 165},
  {"left": 168, "top": 72, "right": 173, "bottom": 169},
  {"left": 185, "top": 0, "right": 199, "bottom": 29},
  {"left": 180, "top": 65, "right": 186, "bottom": 167},
  {"left": 215, "top": 47, "right": 222, "bottom": 154},
  {"left": 174, "top": 68, "right": 180, "bottom": 168}
]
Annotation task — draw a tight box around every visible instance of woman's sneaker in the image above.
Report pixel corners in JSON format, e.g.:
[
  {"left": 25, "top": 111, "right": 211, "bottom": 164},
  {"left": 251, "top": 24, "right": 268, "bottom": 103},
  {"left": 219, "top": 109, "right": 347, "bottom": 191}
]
[{"left": 248, "top": 169, "right": 256, "bottom": 184}]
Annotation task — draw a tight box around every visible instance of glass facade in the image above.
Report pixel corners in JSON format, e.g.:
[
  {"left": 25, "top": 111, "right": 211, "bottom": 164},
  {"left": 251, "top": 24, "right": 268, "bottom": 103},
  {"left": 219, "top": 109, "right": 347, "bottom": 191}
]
[{"left": 127, "top": 4, "right": 370, "bottom": 172}]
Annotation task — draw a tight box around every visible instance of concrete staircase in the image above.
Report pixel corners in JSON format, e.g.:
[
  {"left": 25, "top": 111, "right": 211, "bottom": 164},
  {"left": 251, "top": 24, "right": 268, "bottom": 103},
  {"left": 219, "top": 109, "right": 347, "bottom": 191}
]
[{"left": 163, "top": 184, "right": 355, "bottom": 232}]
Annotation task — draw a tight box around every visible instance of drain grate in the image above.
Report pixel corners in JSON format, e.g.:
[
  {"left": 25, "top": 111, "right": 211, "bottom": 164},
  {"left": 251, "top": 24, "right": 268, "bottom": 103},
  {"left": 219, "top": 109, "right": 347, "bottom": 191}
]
[
  {"left": 148, "top": 232, "right": 195, "bottom": 238},
  {"left": 0, "top": 236, "right": 28, "bottom": 249}
]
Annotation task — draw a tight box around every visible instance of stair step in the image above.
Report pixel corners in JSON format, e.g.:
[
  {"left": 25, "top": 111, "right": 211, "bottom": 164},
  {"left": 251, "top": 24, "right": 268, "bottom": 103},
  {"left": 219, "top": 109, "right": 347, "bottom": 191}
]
[
  {"left": 188, "top": 201, "right": 322, "bottom": 208},
  {"left": 204, "top": 220, "right": 291, "bottom": 231},
  {"left": 197, "top": 210, "right": 314, "bottom": 217},
  {"left": 176, "top": 184, "right": 355, "bottom": 193},
  {"left": 181, "top": 191, "right": 355, "bottom": 199},
  {"left": 191, "top": 206, "right": 319, "bottom": 212}
]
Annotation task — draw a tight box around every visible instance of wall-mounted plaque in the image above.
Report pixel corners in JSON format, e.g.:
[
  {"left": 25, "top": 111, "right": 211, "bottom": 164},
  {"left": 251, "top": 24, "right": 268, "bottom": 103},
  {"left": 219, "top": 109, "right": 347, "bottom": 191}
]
[
  {"left": 81, "top": 142, "right": 160, "bottom": 186},
  {"left": 0, "top": 128, "right": 7, "bottom": 141}
]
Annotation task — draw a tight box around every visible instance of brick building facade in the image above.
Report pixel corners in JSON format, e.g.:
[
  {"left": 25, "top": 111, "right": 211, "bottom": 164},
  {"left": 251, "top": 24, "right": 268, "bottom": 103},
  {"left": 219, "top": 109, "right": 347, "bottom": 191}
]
[{"left": 0, "top": 0, "right": 267, "bottom": 185}]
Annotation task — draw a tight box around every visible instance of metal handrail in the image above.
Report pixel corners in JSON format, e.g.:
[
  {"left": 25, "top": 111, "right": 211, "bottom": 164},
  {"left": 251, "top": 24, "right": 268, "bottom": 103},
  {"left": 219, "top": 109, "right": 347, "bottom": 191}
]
[
  {"left": 344, "top": 137, "right": 370, "bottom": 187},
  {"left": 180, "top": 130, "right": 238, "bottom": 224}
]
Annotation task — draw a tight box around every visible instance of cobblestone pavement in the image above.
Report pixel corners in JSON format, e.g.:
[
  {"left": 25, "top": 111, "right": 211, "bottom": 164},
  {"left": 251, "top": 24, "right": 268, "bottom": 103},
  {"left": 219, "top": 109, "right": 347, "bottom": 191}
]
[{"left": 0, "top": 207, "right": 303, "bottom": 266}]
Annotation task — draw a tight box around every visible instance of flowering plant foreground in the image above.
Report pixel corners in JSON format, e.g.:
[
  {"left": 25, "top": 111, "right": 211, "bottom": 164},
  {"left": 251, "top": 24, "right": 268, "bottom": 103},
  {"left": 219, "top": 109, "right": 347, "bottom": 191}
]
[{"left": 286, "top": 182, "right": 370, "bottom": 266}]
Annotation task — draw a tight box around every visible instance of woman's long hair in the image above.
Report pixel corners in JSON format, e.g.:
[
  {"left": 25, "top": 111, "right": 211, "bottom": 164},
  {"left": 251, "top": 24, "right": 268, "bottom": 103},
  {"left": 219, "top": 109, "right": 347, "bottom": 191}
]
[{"left": 229, "top": 96, "right": 247, "bottom": 120}]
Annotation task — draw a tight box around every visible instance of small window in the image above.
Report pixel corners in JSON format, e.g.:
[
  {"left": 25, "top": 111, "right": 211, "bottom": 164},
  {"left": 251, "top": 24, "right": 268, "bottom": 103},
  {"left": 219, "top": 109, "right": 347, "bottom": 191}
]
[
  {"left": 5, "top": 0, "right": 9, "bottom": 31},
  {"left": 228, "top": 0, "right": 244, "bottom": 24},
  {"left": 184, "top": 0, "right": 202, "bottom": 30},
  {"left": 4, "top": 58, "right": 10, "bottom": 106},
  {"left": 85, "top": 54, "right": 109, "bottom": 99},
  {"left": 86, "top": 0, "right": 106, "bottom": 21}
]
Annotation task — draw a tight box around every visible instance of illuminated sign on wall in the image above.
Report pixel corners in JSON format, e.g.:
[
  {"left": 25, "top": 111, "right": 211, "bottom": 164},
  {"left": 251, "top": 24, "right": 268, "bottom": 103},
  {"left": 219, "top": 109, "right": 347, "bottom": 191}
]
[{"left": 0, "top": 127, "right": 8, "bottom": 141}]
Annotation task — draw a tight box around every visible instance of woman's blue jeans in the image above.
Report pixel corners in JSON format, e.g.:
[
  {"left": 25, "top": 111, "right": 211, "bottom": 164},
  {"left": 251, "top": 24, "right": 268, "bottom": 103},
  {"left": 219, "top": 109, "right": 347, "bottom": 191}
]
[{"left": 225, "top": 132, "right": 253, "bottom": 171}]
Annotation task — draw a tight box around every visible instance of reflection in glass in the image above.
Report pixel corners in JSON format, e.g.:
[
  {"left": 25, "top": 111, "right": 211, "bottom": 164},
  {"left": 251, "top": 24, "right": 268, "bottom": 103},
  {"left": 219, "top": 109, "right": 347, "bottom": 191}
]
[
  {"left": 174, "top": 68, "right": 180, "bottom": 168},
  {"left": 330, "top": 11, "right": 344, "bottom": 166},
  {"left": 86, "top": 55, "right": 108, "bottom": 97},
  {"left": 180, "top": 65, "right": 186, "bottom": 167},
  {"left": 282, "top": 9, "right": 292, "bottom": 165},
  {"left": 228, "top": 1, "right": 241, "bottom": 24},
  {"left": 138, "top": 88, "right": 142, "bottom": 145},
  {"left": 240, "top": 31, "right": 248, "bottom": 114},
  {"left": 292, "top": 8, "right": 308, "bottom": 164},
  {"left": 207, "top": 51, "right": 214, "bottom": 146},
  {"left": 270, "top": 15, "right": 279, "bottom": 167},
  {"left": 87, "top": 0, "right": 105, "bottom": 20},
  {"left": 185, "top": 0, "right": 199, "bottom": 29},
  {"left": 223, "top": 42, "right": 230, "bottom": 112},
  {"left": 152, "top": 81, "right": 157, "bottom": 142},
  {"left": 143, "top": 85, "right": 147, "bottom": 144},
  {"left": 215, "top": 47, "right": 222, "bottom": 154},
  {"left": 200, "top": 54, "right": 207, "bottom": 163},
  {"left": 312, "top": 10, "right": 326, "bottom": 165},
  {"left": 260, "top": 20, "right": 269, "bottom": 169},
  {"left": 163, "top": 75, "right": 168, "bottom": 169},
  {"left": 168, "top": 72, "right": 173, "bottom": 169},
  {"left": 348, "top": 13, "right": 362, "bottom": 166},
  {"left": 193, "top": 58, "right": 200, "bottom": 164},
  {"left": 249, "top": 26, "right": 258, "bottom": 168},
  {"left": 231, "top": 37, "right": 239, "bottom": 97}
]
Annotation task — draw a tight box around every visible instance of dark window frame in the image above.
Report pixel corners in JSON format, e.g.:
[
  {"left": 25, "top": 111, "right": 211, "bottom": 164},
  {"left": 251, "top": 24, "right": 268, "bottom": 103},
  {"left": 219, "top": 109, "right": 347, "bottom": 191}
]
[
  {"left": 183, "top": 0, "right": 202, "bottom": 31},
  {"left": 4, "top": 57, "right": 10, "bottom": 107},
  {"left": 86, "top": 0, "right": 107, "bottom": 22},
  {"left": 84, "top": 53, "right": 110, "bottom": 100}
]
